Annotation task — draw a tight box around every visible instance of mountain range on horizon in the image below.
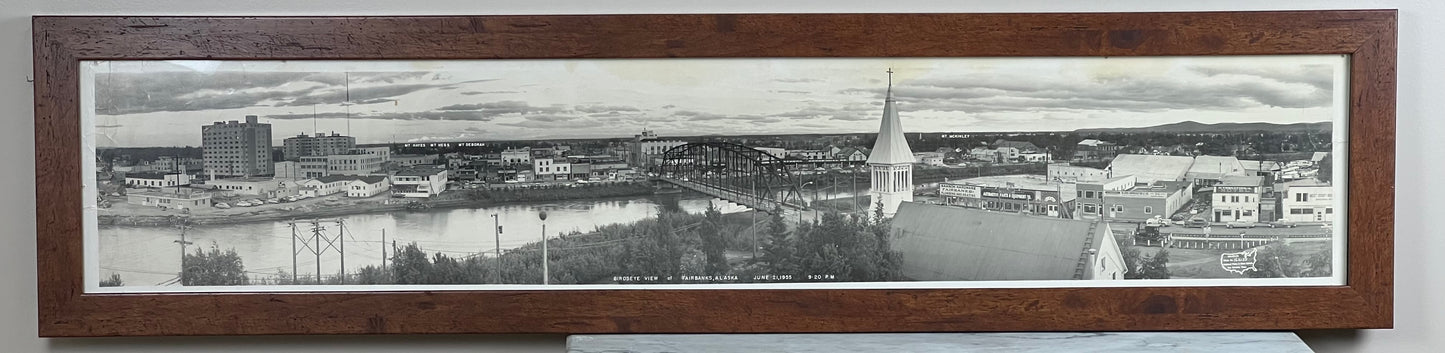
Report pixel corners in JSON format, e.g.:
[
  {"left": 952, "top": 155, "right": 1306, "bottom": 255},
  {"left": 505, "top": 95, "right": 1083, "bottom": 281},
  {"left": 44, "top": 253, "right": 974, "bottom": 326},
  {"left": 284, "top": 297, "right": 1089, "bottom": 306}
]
[{"left": 1075, "top": 121, "right": 1334, "bottom": 134}]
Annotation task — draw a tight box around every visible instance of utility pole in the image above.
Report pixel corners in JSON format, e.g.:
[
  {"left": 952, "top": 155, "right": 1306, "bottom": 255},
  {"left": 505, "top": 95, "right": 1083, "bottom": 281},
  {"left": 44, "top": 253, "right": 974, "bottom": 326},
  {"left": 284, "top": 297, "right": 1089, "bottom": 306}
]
[
  {"left": 381, "top": 229, "right": 386, "bottom": 272},
  {"left": 492, "top": 213, "right": 502, "bottom": 284},
  {"left": 173, "top": 218, "right": 193, "bottom": 285},
  {"left": 538, "top": 211, "right": 549, "bottom": 285},
  {"left": 338, "top": 219, "right": 346, "bottom": 283},
  {"left": 291, "top": 222, "right": 298, "bottom": 283},
  {"left": 313, "top": 219, "right": 323, "bottom": 284}
]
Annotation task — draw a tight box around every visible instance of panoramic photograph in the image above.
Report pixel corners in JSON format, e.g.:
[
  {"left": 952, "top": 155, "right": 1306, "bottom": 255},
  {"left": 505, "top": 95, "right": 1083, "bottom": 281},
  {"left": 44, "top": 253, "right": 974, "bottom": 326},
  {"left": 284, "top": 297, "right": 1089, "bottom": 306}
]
[{"left": 81, "top": 56, "right": 1347, "bottom": 292}]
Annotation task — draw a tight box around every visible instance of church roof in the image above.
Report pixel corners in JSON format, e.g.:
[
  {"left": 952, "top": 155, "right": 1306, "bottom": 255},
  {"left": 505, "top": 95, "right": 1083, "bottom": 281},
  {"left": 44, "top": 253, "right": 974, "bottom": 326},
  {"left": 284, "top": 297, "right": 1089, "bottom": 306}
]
[{"left": 866, "top": 73, "right": 915, "bottom": 165}]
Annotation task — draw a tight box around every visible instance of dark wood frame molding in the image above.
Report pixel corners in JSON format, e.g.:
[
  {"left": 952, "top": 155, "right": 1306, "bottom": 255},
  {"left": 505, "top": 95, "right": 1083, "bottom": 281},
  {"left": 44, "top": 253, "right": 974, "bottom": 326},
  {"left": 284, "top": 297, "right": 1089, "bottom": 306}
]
[{"left": 34, "top": 11, "right": 1395, "bottom": 336}]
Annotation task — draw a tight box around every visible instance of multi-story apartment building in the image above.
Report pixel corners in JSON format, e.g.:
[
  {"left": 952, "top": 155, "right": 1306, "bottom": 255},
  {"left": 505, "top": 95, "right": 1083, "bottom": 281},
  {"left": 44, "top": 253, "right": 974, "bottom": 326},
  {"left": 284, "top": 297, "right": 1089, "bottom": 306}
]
[
  {"left": 282, "top": 132, "right": 356, "bottom": 160},
  {"left": 298, "top": 147, "right": 391, "bottom": 178},
  {"left": 201, "top": 115, "right": 273, "bottom": 177}
]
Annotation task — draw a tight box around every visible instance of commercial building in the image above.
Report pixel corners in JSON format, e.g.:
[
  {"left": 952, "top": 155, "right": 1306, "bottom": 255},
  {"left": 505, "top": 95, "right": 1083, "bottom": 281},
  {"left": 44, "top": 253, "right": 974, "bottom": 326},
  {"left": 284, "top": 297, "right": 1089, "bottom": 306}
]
[
  {"left": 938, "top": 175, "right": 1076, "bottom": 218},
  {"left": 126, "top": 188, "right": 212, "bottom": 210},
  {"left": 890, "top": 202, "right": 1125, "bottom": 281},
  {"left": 392, "top": 166, "right": 448, "bottom": 198},
  {"left": 281, "top": 132, "right": 356, "bottom": 160},
  {"left": 631, "top": 131, "right": 688, "bottom": 168},
  {"left": 1280, "top": 179, "right": 1334, "bottom": 223},
  {"left": 201, "top": 115, "right": 273, "bottom": 177},
  {"left": 1073, "top": 175, "right": 1138, "bottom": 221},
  {"left": 205, "top": 177, "right": 284, "bottom": 197},
  {"left": 392, "top": 154, "right": 439, "bottom": 167},
  {"left": 500, "top": 147, "right": 532, "bottom": 165},
  {"left": 1107, "top": 154, "right": 1194, "bottom": 183},
  {"left": 1186, "top": 155, "right": 1249, "bottom": 186},
  {"left": 124, "top": 172, "right": 192, "bottom": 188},
  {"left": 532, "top": 158, "right": 573, "bottom": 181},
  {"left": 1046, "top": 163, "right": 1109, "bottom": 182},
  {"left": 1212, "top": 175, "right": 1265, "bottom": 223},
  {"left": 1100, "top": 180, "right": 1194, "bottom": 222}
]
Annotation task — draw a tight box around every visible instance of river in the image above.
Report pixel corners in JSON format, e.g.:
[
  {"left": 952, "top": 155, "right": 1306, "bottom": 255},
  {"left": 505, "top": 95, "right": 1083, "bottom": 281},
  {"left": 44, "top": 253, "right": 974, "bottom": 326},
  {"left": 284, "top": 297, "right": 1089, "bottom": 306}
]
[{"left": 99, "top": 184, "right": 879, "bottom": 286}]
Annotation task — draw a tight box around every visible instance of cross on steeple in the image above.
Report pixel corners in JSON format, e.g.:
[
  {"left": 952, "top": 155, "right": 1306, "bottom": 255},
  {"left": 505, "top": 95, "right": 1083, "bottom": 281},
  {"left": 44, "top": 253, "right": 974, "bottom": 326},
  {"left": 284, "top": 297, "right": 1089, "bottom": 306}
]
[{"left": 886, "top": 68, "right": 894, "bottom": 100}]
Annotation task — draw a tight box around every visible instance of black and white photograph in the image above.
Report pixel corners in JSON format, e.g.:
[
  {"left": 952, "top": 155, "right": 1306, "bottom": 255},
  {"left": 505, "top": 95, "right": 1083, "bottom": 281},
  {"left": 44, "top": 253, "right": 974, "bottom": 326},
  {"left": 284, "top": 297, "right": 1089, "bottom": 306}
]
[{"left": 80, "top": 56, "right": 1347, "bottom": 292}]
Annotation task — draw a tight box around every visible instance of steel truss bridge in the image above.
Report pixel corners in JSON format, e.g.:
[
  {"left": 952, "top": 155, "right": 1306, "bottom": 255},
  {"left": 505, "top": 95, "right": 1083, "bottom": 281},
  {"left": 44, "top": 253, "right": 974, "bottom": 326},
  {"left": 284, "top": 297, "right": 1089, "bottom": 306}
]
[{"left": 656, "top": 142, "right": 808, "bottom": 213}]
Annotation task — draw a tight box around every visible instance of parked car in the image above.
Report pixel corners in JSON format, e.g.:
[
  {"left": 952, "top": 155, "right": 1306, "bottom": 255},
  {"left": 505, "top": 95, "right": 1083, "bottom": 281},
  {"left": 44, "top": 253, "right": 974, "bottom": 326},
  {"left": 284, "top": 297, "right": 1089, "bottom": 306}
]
[
  {"left": 234, "top": 200, "right": 253, "bottom": 207},
  {"left": 1184, "top": 218, "right": 1210, "bottom": 228},
  {"left": 213, "top": 202, "right": 231, "bottom": 209},
  {"left": 1225, "top": 220, "right": 1258, "bottom": 229},
  {"left": 1269, "top": 219, "right": 1298, "bottom": 228},
  {"left": 266, "top": 198, "right": 280, "bottom": 204}
]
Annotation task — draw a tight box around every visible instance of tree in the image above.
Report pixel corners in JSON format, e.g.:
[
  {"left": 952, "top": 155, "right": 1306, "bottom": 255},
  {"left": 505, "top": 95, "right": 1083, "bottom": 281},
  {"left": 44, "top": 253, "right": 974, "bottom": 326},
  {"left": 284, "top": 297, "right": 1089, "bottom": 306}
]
[
  {"left": 99, "top": 273, "right": 124, "bottom": 287},
  {"left": 1137, "top": 248, "right": 1171, "bottom": 279},
  {"left": 390, "top": 242, "right": 433, "bottom": 284},
  {"left": 760, "top": 209, "right": 797, "bottom": 274},
  {"left": 1116, "top": 237, "right": 1145, "bottom": 279},
  {"left": 698, "top": 203, "right": 729, "bottom": 276},
  {"left": 182, "top": 243, "right": 249, "bottom": 286},
  {"left": 1316, "top": 153, "right": 1333, "bottom": 183}
]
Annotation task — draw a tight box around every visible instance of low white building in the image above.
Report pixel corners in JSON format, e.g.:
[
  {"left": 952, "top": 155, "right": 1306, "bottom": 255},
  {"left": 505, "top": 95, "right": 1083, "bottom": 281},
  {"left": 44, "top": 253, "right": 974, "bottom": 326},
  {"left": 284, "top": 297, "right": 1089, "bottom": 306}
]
[
  {"left": 205, "top": 177, "right": 284, "bottom": 197},
  {"left": 347, "top": 176, "right": 391, "bottom": 198},
  {"left": 786, "top": 149, "right": 830, "bottom": 160},
  {"left": 392, "top": 167, "right": 448, "bottom": 198},
  {"left": 126, "top": 188, "right": 212, "bottom": 210},
  {"left": 124, "top": 172, "right": 193, "bottom": 188},
  {"left": 298, "top": 176, "right": 355, "bottom": 197},
  {"left": 1280, "top": 179, "right": 1334, "bottom": 223},
  {"left": 753, "top": 147, "right": 787, "bottom": 159}
]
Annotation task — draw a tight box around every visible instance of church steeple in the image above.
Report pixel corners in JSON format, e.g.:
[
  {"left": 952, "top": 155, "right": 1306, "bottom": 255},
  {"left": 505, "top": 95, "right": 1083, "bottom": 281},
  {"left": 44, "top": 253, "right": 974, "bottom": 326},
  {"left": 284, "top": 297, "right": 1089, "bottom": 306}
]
[
  {"left": 866, "top": 68, "right": 915, "bottom": 217},
  {"left": 867, "top": 68, "right": 915, "bottom": 165}
]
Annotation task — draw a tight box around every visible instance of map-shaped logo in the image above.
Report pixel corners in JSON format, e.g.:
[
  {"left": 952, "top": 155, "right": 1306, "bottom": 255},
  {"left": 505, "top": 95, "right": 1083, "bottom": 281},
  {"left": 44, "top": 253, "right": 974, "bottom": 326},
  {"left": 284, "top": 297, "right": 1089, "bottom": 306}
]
[{"left": 1221, "top": 248, "right": 1259, "bottom": 274}]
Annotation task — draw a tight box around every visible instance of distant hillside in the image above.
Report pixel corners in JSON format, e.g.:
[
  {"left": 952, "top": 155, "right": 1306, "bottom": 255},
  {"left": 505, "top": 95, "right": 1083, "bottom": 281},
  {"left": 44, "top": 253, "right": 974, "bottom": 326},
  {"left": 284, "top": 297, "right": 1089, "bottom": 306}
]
[{"left": 1076, "top": 121, "right": 1333, "bottom": 134}]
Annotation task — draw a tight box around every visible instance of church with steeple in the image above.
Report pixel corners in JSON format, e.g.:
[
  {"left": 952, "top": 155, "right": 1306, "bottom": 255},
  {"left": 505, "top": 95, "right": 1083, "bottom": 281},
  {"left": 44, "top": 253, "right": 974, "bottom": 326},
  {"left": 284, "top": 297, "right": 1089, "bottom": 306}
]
[{"left": 868, "top": 69, "right": 915, "bottom": 217}]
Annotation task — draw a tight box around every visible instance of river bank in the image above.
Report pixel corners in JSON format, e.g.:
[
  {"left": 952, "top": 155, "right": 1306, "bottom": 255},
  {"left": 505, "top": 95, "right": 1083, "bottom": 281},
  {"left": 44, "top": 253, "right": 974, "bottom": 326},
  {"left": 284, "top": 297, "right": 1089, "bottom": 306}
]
[{"left": 99, "top": 182, "right": 658, "bottom": 226}]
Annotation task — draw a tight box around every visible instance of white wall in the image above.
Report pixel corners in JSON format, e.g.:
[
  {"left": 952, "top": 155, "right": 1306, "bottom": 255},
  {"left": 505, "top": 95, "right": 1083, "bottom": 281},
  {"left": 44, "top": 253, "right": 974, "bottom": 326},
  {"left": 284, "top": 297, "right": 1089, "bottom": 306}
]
[{"left": 2, "top": 0, "right": 1435, "bottom": 352}]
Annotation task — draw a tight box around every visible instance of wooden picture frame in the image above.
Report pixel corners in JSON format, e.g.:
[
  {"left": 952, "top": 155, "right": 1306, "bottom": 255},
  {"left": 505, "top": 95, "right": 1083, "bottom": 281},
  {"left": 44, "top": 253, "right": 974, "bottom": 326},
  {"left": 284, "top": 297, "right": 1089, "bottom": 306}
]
[{"left": 34, "top": 11, "right": 1395, "bottom": 336}]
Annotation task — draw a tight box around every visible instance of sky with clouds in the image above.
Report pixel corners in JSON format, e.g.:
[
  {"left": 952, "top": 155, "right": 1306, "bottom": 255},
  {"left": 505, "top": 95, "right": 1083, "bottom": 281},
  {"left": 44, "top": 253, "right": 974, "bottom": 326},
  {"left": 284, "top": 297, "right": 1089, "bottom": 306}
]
[{"left": 84, "top": 55, "right": 1345, "bottom": 147}]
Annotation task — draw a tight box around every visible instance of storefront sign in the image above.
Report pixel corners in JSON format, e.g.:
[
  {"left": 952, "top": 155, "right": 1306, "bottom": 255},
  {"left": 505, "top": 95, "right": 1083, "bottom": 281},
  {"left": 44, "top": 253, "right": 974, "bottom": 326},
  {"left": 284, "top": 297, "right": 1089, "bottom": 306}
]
[
  {"left": 940, "top": 183, "right": 981, "bottom": 198},
  {"left": 1216, "top": 186, "right": 1256, "bottom": 194},
  {"left": 982, "top": 188, "right": 1034, "bottom": 200}
]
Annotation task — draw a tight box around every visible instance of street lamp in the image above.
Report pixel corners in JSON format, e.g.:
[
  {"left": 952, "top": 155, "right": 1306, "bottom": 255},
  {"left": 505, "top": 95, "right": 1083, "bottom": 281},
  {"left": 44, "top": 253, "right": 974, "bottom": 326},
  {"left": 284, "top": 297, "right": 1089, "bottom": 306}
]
[
  {"left": 492, "top": 213, "right": 502, "bottom": 284},
  {"left": 801, "top": 181, "right": 816, "bottom": 224},
  {"left": 538, "top": 210, "right": 549, "bottom": 285}
]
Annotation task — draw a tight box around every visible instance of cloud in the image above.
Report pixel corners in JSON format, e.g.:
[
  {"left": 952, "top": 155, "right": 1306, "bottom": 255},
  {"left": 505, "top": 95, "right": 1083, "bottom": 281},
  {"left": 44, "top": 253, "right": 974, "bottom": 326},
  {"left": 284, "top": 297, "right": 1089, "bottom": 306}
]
[
  {"left": 93, "top": 71, "right": 491, "bottom": 115},
  {"left": 352, "top": 98, "right": 397, "bottom": 105},
  {"left": 1189, "top": 64, "right": 1334, "bottom": 90},
  {"left": 460, "top": 90, "right": 522, "bottom": 95},
  {"left": 774, "top": 78, "right": 822, "bottom": 83},
  {"left": 265, "top": 110, "right": 497, "bottom": 122},
  {"left": 770, "top": 90, "right": 812, "bottom": 94},
  {"left": 436, "top": 101, "right": 566, "bottom": 115},
  {"left": 573, "top": 104, "right": 642, "bottom": 114},
  {"left": 859, "top": 68, "right": 1335, "bottom": 115}
]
